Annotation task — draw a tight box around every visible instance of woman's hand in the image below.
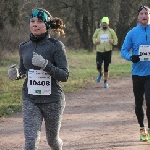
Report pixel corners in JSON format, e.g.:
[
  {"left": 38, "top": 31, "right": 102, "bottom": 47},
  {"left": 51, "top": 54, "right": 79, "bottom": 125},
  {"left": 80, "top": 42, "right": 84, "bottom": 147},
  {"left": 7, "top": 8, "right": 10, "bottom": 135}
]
[
  {"left": 8, "top": 64, "right": 19, "bottom": 80},
  {"left": 32, "top": 52, "right": 48, "bottom": 69}
]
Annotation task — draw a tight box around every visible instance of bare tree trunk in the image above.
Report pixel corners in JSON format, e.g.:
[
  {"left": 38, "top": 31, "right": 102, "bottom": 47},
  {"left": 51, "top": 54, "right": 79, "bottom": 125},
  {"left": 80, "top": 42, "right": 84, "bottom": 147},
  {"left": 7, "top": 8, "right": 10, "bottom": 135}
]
[
  {"left": 82, "top": 0, "right": 89, "bottom": 50},
  {"left": 116, "top": 0, "right": 144, "bottom": 49},
  {"left": 88, "top": 0, "right": 94, "bottom": 52}
]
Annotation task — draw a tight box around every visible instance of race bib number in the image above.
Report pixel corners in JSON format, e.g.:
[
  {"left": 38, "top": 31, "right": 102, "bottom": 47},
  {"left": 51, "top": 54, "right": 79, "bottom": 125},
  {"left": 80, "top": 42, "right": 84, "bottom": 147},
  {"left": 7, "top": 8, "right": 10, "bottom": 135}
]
[
  {"left": 100, "top": 34, "right": 109, "bottom": 43},
  {"left": 139, "top": 45, "right": 150, "bottom": 61},
  {"left": 27, "top": 69, "right": 51, "bottom": 95}
]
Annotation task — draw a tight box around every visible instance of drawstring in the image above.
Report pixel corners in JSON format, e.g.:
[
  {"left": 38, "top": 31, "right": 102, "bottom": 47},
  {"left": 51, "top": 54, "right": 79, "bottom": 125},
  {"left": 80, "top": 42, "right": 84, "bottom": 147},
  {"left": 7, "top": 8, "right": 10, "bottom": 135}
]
[{"left": 145, "top": 27, "right": 148, "bottom": 41}]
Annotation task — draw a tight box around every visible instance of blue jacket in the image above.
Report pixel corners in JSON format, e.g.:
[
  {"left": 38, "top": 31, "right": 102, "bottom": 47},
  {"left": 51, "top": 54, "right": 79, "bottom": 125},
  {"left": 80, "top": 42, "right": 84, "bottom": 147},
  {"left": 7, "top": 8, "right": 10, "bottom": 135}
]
[{"left": 121, "top": 24, "right": 150, "bottom": 76}]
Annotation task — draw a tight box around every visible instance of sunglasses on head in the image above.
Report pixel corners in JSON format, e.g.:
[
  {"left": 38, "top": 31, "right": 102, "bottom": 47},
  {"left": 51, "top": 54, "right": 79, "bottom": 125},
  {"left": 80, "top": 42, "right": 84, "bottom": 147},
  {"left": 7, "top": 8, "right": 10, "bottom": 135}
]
[{"left": 138, "top": 6, "right": 149, "bottom": 12}]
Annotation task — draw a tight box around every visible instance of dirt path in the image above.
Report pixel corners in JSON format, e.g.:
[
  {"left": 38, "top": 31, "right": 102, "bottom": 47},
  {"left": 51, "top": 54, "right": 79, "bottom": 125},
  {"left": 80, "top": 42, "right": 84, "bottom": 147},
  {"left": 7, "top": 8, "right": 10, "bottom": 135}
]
[{"left": 0, "top": 76, "right": 149, "bottom": 150}]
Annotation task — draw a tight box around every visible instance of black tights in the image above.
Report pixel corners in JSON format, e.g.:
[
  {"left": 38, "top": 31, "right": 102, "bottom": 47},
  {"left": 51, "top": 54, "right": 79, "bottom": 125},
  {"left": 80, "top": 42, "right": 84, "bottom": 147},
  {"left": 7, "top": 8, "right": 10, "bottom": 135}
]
[{"left": 132, "top": 75, "right": 150, "bottom": 128}]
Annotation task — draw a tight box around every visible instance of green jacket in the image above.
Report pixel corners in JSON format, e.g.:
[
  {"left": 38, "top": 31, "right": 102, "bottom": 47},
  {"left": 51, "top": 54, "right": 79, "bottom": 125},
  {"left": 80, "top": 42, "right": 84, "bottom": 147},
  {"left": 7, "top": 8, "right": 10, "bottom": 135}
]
[{"left": 92, "top": 27, "right": 118, "bottom": 52}]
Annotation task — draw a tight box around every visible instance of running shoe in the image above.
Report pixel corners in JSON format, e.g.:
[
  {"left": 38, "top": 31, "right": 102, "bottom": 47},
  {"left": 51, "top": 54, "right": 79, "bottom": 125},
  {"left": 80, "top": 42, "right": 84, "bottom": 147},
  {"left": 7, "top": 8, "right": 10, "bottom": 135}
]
[
  {"left": 96, "top": 73, "right": 103, "bottom": 83},
  {"left": 104, "top": 82, "right": 108, "bottom": 88},
  {"left": 147, "top": 128, "right": 150, "bottom": 143},
  {"left": 140, "top": 127, "right": 147, "bottom": 142}
]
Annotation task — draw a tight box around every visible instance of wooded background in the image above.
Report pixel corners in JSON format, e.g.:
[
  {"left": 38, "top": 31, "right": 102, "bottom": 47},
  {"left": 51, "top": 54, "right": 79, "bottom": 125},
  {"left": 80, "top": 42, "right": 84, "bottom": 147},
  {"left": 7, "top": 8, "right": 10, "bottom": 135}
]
[{"left": 0, "top": 0, "right": 150, "bottom": 55}]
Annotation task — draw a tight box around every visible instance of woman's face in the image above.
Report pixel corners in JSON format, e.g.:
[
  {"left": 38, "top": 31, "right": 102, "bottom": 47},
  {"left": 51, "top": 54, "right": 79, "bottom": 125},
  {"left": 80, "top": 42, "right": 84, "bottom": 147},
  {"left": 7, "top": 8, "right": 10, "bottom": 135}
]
[{"left": 30, "top": 17, "right": 47, "bottom": 36}]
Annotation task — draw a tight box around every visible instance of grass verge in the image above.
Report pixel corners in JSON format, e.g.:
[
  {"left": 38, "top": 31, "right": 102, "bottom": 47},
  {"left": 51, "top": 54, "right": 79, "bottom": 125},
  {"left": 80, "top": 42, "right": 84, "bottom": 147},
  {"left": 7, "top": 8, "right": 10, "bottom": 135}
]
[{"left": 0, "top": 50, "right": 131, "bottom": 117}]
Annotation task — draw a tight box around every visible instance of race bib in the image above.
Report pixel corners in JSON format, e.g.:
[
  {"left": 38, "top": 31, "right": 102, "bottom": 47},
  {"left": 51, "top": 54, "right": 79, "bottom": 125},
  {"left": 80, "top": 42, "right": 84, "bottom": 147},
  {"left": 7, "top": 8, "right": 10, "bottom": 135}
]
[
  {"left": 139, "top": 45, "right": 150, "bottom": 61},
  {"left": 100, "top": 34, "right": 109, "bottom": 43},
  {"left": 27, "top": 69, "right": 51, "bottom": 95}
]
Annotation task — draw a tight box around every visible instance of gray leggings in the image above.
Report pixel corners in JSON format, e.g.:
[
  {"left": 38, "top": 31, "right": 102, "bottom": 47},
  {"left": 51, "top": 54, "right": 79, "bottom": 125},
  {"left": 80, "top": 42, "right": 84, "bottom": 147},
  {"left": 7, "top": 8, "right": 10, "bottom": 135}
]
[{"left": 22, "top": 97, "right": 65, "bottom": 150}]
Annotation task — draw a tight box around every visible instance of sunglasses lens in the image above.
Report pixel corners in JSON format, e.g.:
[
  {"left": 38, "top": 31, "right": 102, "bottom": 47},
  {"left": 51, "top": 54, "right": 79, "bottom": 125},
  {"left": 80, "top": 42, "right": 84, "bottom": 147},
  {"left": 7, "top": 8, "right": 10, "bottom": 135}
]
[
  {"left": 138, "top": 6, "right": 149, "bottom": 12},
  {"left": 138, "top": 6, "right": 143, "bottom": 12}
]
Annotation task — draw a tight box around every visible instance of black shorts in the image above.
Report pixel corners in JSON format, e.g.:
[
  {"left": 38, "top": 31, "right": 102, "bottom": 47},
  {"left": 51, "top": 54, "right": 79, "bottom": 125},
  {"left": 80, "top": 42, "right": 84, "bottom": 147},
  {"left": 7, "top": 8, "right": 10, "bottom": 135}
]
[{"left": 96, "top": 51, "right": 112, "bottom": 66}]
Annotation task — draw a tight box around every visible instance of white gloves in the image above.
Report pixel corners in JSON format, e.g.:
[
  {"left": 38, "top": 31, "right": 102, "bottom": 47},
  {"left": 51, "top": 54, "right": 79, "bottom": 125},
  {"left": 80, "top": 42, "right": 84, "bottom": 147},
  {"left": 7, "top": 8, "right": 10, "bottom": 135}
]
[
  {"left": 32, "top": 52, "right": 48, "bottom": 69},
  {"left": 8, "top": 64, "right": 19, "bottom": 80}
]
